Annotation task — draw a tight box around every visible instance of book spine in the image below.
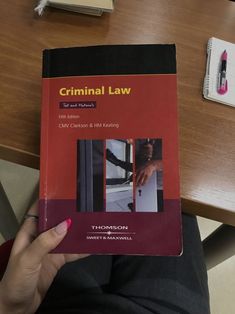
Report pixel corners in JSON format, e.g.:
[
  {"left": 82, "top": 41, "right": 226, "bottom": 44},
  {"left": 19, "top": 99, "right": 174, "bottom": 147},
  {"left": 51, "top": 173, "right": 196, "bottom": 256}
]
[
  {"left": 207, "top": 37, "right": 213, "bottom": 54},
  {"left": 203, "top": 38, "right": 213, "bottom": 97},
  {"left": 39, "top": 50, "right": 51, "bottom": 232}
]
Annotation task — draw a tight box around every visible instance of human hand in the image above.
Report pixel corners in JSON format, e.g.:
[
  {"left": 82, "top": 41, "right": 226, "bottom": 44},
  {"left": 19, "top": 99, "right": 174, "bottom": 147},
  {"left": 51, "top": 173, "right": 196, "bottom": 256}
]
[
  {"left": 0, "top": 202, "right": 87, "bottom": 314},
  {"left": 136, "top": 160, "right": 162, "bottom": 186}
]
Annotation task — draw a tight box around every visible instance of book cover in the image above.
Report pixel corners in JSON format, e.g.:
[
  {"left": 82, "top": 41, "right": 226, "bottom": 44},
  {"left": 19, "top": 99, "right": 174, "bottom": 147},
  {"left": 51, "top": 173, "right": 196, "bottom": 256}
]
[{"left": 39, "top": 44, "right": 182, "bottom": 255}]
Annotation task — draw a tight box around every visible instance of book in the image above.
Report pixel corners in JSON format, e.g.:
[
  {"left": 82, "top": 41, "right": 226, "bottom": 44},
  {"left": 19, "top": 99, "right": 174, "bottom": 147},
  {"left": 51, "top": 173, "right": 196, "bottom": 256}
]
[
  {"left": 203, "top": 37, "right": 235, "bottom": 107},
  {"left": 35, "top": 0, "right": 114, "bottom": 16},
  {"left": 39, "top": 44, "right": 182, "bottom": 255}
]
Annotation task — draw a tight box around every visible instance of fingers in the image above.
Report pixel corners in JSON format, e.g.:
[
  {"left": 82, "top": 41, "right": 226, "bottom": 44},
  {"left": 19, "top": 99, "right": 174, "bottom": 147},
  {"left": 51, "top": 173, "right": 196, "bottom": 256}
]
[
  {"left": 136, "top": 171, "right": 144, "bottom": 186},
  {"left": 141, "top": 174, "right": 148, "bottom": 186},
  {"left": 136, "top": 169, "right": 148, "bottom": 186},
  {"left": 136, "top": 163, "right": 156, "bottom": 186},
  {"left": 64, "top": 254, "right": 90, "bottom": 263},
  {"left": 23, "top": 219, "right": 72, "bottom": 268},
  {"left": 11, "top": 202, "right": 39, "bottom": 256}
]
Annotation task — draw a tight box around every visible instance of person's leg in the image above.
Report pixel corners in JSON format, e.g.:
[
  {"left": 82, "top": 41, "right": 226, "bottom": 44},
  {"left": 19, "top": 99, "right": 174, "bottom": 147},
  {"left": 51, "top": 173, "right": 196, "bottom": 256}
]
[
  {"left": 38, "top": 255, "right": 112, "bottom": 312},
  {"left": 109, "top": 214, "right": 210, "bottom": 314},
  {"left": 38, "top": 214, "right": 210, "bottom": 314}
]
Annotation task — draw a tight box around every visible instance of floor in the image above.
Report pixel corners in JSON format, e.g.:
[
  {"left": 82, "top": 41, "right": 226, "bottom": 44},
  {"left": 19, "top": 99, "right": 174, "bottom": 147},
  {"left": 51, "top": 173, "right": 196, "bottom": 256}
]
[{"left": 0, "top": 159, "right": 234, "bottom": 314}]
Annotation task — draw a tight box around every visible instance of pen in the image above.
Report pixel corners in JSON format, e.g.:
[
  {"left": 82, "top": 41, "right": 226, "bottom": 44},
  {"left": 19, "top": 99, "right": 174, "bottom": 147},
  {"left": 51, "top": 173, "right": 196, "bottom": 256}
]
[{"left": 217, "top": 50, "right": 228, "bottom": 95}]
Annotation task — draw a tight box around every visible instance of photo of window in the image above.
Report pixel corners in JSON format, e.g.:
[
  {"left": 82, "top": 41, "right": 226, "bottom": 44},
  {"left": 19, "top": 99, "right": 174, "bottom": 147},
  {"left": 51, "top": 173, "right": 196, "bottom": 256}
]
[
  {"left": 106, "top": 139, "right": 133, "bottom": 212},
  {"left": 135, "top": 139, "right": 163, "bottom": 212},
  {"left": 77, "top": 138, "right": 163, "bottom": 213},
  {"left": 77, "top": 140, "right": 104, "bottom": 212}
]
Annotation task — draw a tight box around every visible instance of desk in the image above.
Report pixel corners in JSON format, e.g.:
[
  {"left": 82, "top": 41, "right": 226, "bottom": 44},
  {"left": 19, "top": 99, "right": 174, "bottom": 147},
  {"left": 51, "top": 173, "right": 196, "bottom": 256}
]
[{"left": 1, "top": 0, "right": 235, "bottom": 226}]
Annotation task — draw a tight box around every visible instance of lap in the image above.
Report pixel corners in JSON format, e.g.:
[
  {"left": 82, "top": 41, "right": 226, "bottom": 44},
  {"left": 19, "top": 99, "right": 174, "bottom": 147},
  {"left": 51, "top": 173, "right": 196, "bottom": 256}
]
[{"left": 38, "top": 214, "right": 210, "bottom": 314}]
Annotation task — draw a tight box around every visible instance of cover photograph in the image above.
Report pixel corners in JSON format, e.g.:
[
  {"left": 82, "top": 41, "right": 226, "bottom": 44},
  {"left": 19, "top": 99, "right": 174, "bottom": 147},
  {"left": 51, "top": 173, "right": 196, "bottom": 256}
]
[{"left": 39, "top": 44, "right": 182, "bottom": 255}]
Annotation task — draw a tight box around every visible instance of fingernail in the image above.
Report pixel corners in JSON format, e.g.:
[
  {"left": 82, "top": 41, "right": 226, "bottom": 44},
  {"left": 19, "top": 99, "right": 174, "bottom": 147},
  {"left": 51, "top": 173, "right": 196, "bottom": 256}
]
[
  {"left": 55, "top": 218, "right": 72, "bottom": 235},
  {"left": 66, "top": 218, "right": 72, "bottom": 229}
]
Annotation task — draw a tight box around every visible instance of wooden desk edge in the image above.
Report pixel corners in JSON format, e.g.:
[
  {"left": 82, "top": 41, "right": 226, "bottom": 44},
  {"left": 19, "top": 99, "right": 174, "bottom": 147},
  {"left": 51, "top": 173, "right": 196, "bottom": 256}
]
[
  {"left": 181, "top": 198, "right": 235, "bottom": 227},
  {"left": 0, "top": 145, "right": 40, "bottom": 170},
  {"left": 1, "top": 145, "right": 234, "bottom": 226}
]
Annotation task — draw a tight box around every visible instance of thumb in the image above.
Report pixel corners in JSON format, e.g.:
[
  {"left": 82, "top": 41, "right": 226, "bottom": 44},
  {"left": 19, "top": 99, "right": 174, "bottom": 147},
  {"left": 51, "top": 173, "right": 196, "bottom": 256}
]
[{"left": 23, "top": 219, "right": 72, "bottom": 267}]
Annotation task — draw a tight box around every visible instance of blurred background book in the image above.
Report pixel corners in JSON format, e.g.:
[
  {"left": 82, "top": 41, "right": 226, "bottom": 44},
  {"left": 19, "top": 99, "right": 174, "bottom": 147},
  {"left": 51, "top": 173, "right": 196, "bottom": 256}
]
[{"left": 36, "top": 0, "right": 115, "bottom": 16}]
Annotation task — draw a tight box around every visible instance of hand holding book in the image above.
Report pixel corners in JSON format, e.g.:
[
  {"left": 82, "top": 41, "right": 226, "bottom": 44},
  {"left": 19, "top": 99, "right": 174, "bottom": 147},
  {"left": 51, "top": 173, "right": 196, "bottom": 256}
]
[{"left": 0, "top": 202, "right": 87, "bottom": 314}]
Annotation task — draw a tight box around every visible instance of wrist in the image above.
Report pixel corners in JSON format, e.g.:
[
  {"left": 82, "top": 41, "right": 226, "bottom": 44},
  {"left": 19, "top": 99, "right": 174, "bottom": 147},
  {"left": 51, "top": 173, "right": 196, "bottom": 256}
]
[
  {"left": 0, "top": 283, "right": 11, "bottom": 314},
  {"left": 0, "top": 282, "right": 29, "bottom": 314}
]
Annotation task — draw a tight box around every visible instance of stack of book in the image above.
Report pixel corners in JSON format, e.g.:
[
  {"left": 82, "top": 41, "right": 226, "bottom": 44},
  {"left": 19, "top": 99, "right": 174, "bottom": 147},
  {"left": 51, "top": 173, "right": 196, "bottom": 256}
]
[{"left": 37, "top": 0, "right": 115, "bottom": 16}]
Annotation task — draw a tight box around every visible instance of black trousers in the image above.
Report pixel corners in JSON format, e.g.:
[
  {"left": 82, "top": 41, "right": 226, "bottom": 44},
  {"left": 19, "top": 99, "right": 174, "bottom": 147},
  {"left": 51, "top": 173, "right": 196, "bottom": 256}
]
[{"left": 38, "top": 214, "right": 210, "bottom": 314}]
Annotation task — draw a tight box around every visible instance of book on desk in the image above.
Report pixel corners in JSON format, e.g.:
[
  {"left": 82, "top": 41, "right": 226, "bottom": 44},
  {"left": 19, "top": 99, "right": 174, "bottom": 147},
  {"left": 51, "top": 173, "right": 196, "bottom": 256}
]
[
  {"left": 35, "top": 0, "right": 115, "bottom": 16},
  {"left": 39, "top": 44, "right": 182, "bottom": 255},
  {"left": 203, "top": 37, "right": 235, "bottom": 108}
]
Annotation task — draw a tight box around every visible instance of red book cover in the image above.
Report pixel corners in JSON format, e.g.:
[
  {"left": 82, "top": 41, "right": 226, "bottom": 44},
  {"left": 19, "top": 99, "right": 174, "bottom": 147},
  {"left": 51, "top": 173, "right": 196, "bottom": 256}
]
[{"left": 39, "top": 44, "right": 182, "bottom": 255}]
